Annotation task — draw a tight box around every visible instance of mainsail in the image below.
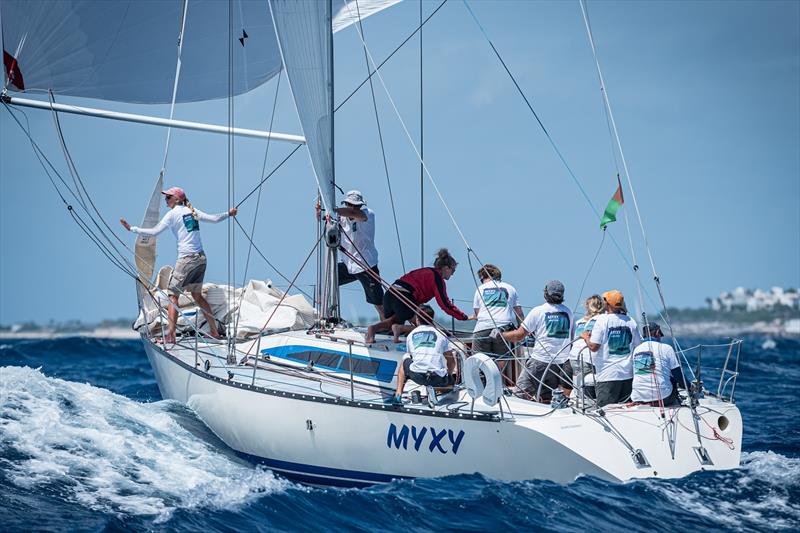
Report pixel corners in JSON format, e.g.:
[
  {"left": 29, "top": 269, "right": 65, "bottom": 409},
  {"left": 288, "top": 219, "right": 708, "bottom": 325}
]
[
  {"left": 269, "top": 0, "right": 335, "bottom": 213},
  {"left": 1, "top": 0, "right": 400, "bottom": 105}
]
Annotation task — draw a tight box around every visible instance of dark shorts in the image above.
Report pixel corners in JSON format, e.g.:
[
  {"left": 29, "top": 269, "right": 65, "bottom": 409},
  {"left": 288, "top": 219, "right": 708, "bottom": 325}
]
[
  {"left": 516, "top": 359, "right": 573, "bottom": 402},
  {"left": 472, "top": 327, "right": 514, "bottom": 359},
  {"left": 338, "top": 263, "right": 384, "bottom": 305},
  {"left": 383, "top": 288, "right": 416, "bottom": 323},
  {"left": 595, "top": 378, "right": 633, "bottom": 407},
  {"left": 168, "top": 252, "right": 206, "bottom": 296},
  {"left": 403, "top": 357, "right": 454, "bottom": 388},
  {"left": 635, "top": 387, "right": 681, "bottom": 407}
]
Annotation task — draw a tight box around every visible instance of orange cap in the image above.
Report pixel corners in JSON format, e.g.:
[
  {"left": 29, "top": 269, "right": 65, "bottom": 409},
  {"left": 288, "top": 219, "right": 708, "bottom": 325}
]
[{"left": 603, "top": 289, "right": 625, "bottom": 309}]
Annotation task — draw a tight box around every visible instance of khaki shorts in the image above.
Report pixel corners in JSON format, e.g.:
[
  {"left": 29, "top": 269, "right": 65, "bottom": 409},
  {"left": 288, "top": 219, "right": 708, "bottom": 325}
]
[{"left": 168, "top": 252, "right": 207, "bottom": 296}]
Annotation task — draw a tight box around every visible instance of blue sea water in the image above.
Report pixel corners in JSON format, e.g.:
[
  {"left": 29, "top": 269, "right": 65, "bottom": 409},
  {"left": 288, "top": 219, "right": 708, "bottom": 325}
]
[{"left": 1, "top": 335, "right": 798, "bottom": 532}]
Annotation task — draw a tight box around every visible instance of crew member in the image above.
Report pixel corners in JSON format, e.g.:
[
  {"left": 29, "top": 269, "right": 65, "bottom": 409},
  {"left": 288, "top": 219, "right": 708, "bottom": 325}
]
[
  {"left": 333, "top": 190, "right": 384, "bottom": 320},
  {"left": 365, "top": 248, "right": 468, "bottom": 343},
  {"left": 470, "top": 263, "right": 523, "bottom": 373},
  {"left": 501, "top": 280, "right": 574, "bottom": 403},
  {"left": 582, "top": 289, "right": 641, "bottom": 407},
  {"left": 631, "top": 322, "right": 685, "bottom": 407},
  {"left": 391, "top": 305, "right": 455, "bottom": 404},
  {"left": 121, "top": 186, "right": 236, "bottom": 343}
]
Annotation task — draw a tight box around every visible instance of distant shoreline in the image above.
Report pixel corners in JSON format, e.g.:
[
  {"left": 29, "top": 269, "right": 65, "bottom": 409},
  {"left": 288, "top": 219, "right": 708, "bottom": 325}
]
[
  {"left": 0, "top": 327, "right": 139, "bottom": 340},
  {"left": 0, "top": 321, "right": 797, "bottom": 340}
]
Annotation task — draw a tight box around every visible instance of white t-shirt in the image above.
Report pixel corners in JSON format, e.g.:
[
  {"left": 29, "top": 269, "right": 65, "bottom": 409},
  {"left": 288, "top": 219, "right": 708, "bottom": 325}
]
[
  {"left": 521, "top": 302, "right": 573, "bottom": 364},
  {"left": 631, "top": 339, "right": 681, "bottom": 402},
  {"left": 570, "top": 316, "right": 599, "bottom": 362},
  {"left": 340, "top": 207, "right": 378, "bottom": 274},
  {"left": 589, "top": 313, "right": 641, "bottom": 382},
  {"left": 472, "top": 280, "right": 519, "bottom": 332},
  {"left": 407, "top": 325, "right": 449, "bottom": 377},
  {"left": 131, "top": 205, "right": 229, "bottom": 257}
]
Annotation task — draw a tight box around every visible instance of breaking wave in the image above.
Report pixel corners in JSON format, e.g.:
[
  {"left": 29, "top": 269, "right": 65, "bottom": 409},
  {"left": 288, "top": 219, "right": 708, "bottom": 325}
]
[{"left": 0, "top": 366, "right": 287, "bottom": 523}]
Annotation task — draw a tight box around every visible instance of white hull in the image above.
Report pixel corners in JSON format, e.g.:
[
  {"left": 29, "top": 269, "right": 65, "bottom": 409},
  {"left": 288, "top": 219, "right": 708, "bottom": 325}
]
[{"left": 142, "top": 332, "right": 742, "bottom": 487}]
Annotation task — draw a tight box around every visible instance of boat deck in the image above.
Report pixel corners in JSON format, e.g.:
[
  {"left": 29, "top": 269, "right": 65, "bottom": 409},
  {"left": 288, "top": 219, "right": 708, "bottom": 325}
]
[{"left": 153, "top": 329, "right": 558, "bottom": 420}]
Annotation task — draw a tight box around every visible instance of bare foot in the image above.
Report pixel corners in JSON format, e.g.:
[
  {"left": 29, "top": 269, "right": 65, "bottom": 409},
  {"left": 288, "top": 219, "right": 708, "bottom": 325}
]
[
  {"left": 365, "top": 325, "right": 376, "bottom": 344},
  {"left": 391, "top": 324, "right": 404, "bottom": 343}
]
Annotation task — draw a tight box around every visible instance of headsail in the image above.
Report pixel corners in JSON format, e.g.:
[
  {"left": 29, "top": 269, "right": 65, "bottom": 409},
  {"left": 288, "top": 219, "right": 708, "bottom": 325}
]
[
  {"left": 1, "top": 0, "right": 400, "bottom": 104},
  {"left": 134, "top": 174, "right": 163, "bottom": 307}
]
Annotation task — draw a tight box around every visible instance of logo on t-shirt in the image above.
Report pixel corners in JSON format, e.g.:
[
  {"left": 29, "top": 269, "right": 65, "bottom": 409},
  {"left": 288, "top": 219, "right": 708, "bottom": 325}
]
[
  {"left": 544, "top": 312, "right": 570, "bottom": 339},
  {"left": 634, "top": 351, "right": 656, "bottom": 375},
  {"left": 182, "top": 214, "right": 199, "bottom": 232},
  {"left": 608, "top": 326, "right": 633, "bottom": 355},
  {"left": 482, "top": 287, "right": 509, "bottom": 308},
  {"left": 576, "top": 319, "right": 595, "bottom": 337},
  {"left": 411, "top": 331, "right": 438, "bottom": 349}
]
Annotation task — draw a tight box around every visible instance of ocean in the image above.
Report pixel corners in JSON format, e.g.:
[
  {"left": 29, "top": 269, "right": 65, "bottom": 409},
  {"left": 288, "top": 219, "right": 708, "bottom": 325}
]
[{"left": 1, "top": 335, "right": 798, "bottom": 532}]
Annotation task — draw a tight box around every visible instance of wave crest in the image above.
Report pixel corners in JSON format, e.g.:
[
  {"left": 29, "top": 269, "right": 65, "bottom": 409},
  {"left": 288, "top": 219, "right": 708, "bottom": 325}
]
[{"left": 0, "top": 366, "right": 287, "bottom": 521}]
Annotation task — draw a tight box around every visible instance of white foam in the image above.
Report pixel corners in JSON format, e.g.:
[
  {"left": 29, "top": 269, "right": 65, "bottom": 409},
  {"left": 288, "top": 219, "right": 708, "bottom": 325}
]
[
  {"left": 0, "top": 366, "right": 289, "bottom": 521},
  {"left": 645, "top": 450, "right": 800, "bottom": 530}
]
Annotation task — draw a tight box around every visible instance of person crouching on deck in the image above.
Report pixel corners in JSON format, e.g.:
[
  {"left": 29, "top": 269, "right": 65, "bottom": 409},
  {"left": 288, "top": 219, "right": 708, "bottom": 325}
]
[
  {"left": 365, "top": 248, "right": 468, "bottom": 343},
  {"left": 120, "top": 186, "right": 236, "bottom": 344},
  {"left": 391, "top": 305, "right": 456, "bottom": 405}
]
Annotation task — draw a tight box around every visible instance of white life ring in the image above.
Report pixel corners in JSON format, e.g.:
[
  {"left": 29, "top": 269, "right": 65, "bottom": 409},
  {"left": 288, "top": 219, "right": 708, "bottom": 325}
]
[{"left": 464, "top": 353, "right": 503, "bottom": 407}]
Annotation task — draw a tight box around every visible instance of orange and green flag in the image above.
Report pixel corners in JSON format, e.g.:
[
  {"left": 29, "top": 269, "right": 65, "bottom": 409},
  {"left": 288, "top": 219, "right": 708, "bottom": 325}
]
[{"left": 600, "top": 176, "right": 624, "bottom": 229}]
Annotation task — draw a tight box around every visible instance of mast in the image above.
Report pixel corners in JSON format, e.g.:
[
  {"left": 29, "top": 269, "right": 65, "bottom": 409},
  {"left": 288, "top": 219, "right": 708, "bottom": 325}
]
[
  {"left": 323, "top": 0, "right": 341, "bottom": 323},
  {"left": 419, "top": 0, "right": 424, "bottom": 267}
]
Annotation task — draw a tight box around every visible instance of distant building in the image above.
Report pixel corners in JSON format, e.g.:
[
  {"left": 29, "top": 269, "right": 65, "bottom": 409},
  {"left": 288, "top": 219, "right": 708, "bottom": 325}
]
[{"left": 708, "top": 286, "right": 800, "bottom": 312}]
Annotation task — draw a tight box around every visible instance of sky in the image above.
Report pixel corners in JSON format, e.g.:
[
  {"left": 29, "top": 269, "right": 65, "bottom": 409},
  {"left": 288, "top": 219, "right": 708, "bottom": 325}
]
[{"left": 1, "top": 0, "right": 798, "bottom": 325}]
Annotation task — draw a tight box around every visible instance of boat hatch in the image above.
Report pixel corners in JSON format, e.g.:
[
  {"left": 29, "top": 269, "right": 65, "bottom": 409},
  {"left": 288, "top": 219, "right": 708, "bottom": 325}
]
[{"left": 262, "top": 345, "right": 397, "bottom": 383}]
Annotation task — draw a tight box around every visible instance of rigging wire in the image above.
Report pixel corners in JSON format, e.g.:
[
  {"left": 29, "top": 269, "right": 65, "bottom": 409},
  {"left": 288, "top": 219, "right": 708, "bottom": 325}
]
[
  {"left": 354, "top": 0, "right": 406, "bottom": 272},
  {"left": 577, "top": 1, "right": 688, "bottom": 370},
  {"left": 342, "top": 1, "right": 471, "bottom": 250},
  {"left": 234, "top": 71, "right": 284, "bottom": 335},
  {"left": 233, "top": 218, "right": 314, "bottom": 301},
  {"left": 334, "top": 0, "right": 449, "bottom": 112},
  {"left": 236, "top": 144, "right": 303, "bottom": 208},
  {"left": 461, "top": 0, "right": 672, "bottom": 319},
  {"left": 46, "top": 91, "right": 141, "bottom": 273},
  {"left": 2, "top": 101, "right": 144, "bottom": 282},
  {"left": 159, "top": 0, "right": 190, "bottom": 178},
  {"left": 572, "top": 228, "right": 607, "bottom": 313}
]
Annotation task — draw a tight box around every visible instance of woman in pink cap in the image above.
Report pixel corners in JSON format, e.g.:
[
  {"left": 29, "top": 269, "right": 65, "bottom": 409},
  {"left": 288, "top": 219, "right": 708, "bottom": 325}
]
[{"left": 120, "top": 186, "right": 237, "bottom": 343}]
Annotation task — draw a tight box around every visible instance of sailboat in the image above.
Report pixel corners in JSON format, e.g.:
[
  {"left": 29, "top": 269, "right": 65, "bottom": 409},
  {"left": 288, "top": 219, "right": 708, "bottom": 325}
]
[{"left": 1, "top": 0, "right": 743, "bottom": 487}]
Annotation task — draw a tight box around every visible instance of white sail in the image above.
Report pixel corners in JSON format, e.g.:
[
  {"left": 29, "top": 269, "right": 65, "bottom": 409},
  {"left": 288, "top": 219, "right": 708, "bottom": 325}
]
[
  {"left": 269, "top": 0, "right": 335, "bottom": 212},
  {"left": 1, "top": 0, "right": 400, "bottom": 105}
]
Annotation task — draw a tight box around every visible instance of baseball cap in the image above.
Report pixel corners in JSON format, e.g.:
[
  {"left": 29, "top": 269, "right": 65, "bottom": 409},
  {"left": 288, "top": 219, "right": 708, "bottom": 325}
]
[
  {"left": 161, "top": 186, "right": 186, "bottom": 201},
  {"left": 603, "top": 289, "right": 625, "bottom": 309},
  {"left": 643, "top": 322, "right": 663, "bottom": 336},
  {"left": 544, "top": 280, "right": 565, "bottom": 298},
  {"left": 341, "top": 190, "right": 366, "bottom": 206}
]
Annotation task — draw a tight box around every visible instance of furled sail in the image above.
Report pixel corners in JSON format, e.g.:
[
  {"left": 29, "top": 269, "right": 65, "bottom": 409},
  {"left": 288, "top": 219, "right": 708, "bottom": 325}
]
[{"left": 1, "top": 0, "right": 400, "bottom": 105}]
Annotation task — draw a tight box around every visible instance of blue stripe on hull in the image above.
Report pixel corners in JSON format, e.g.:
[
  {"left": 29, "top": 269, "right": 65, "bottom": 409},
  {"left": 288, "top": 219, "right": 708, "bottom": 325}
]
[{"left": 236, "top": 451, "right": 412, "bottom": 487}]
